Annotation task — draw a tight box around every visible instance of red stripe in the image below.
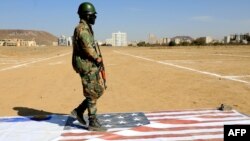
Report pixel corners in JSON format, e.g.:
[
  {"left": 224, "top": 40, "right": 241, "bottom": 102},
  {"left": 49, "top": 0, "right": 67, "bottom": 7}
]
[
  {"left": 59, "top": 136, "right": 224, "bottom": 141},
  {"left": 198, "top": 115, "right": 241, "bottom": 119},
  {"left": 193, "top": 139, "right": 223, "bottom": 141},
  {"left": 133, "top": 125, "right": 223, "bottom": 132},
  {"left": 61, "top": 125, "right": 223, "bottom": 137},
  {"left": 59, "top": 110, "right": 249, "bottom": 141},
  {"left": 155, "top": 119, "right": 199, "bottom": 124}
]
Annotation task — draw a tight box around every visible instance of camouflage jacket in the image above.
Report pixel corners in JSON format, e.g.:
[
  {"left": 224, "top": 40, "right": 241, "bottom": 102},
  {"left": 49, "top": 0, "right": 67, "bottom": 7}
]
[{"left": 72, "top": 19, "right": 99, "bottom": 74}]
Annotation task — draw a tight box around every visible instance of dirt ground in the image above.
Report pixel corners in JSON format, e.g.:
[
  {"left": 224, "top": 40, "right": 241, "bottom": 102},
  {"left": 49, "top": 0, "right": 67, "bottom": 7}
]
[{"left": 0, "top": 45, "right": 250, "bottom": 117}]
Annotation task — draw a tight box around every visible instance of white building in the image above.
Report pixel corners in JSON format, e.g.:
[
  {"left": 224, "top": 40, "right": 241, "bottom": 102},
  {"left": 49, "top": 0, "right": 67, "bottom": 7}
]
[
  {"left": 112, "top": 31, "right": 127, "bottom": 47},
  {"left": 58, "top": 35, "right": 72, "bottom": 46},
  {"left": 224, "top": 36, "right": 230, "bottom": 43},
  {"left": 174, "top": 38, "right": 181, "bottom": 44},
  {"left": 0, "top": 41, "right": 5, "bottom": 46},
  {"left": 148, "top": 33, "right": 157, "bottom": 44},
  {"left": 166, "top": 38, "right": 171, "bottom": 44},
  {"left": 67, "top": 37, "right": 73, "bottom": 46},
  {"left": 205, "top": 36, "right": 213, "bottom": 44}
]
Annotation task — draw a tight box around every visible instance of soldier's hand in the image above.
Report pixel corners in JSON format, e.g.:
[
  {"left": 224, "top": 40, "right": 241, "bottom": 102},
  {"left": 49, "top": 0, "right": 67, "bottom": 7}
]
[{"left": 96, "top": 57, "right": 102, "bottom": 63}]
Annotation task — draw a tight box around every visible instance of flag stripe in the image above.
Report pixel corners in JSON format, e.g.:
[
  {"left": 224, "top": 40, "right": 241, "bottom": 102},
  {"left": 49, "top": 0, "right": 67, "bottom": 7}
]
[
  {"left": 100, "top": 131, "right": 224, "bottom": 140},
  {"left": 58, "top": 109, "right": 250, "bottom": 141},
  {"left": 146, "top": 110, "right": 235, "bottom": 117}
]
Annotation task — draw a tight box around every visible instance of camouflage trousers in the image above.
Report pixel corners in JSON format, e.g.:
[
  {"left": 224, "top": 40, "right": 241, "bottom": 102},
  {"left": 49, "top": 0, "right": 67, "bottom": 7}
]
[{"left": 76, "top": 69, "right": 104, "bottom": 119}]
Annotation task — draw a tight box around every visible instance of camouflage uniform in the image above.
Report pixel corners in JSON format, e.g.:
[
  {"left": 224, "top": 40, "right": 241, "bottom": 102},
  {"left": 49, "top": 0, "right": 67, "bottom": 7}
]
[{"left": 72, "top": 19, "right": 104, "bottom": 121}]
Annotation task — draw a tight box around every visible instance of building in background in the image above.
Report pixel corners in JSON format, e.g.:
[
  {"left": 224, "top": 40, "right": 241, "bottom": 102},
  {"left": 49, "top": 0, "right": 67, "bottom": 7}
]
[
  {"left": 148, "top": 33, "right": 158, "bottom": 44},
  {"left": 105, "top": 38, "right": 113, "bottom": 46},
  {"left": 224, "top": 36, "right": 231, "bottom": 44},
  {"left": 0, "top": 39, "right": 36, "bottom": 47},
  {"left": 112, "top": 31, "right": 127, "bottom": 47},
  {"left": 162, "top": 38, "right": 171, "bottom": 45},
  {"left": 223, "top": 33, "right": 249, "bottom": 44},
  {"left": 58, "top": 35, "right": 72, "bottom": 46},
  {"left": 204, "top": 36, "right": 213, "bottom": 44}
]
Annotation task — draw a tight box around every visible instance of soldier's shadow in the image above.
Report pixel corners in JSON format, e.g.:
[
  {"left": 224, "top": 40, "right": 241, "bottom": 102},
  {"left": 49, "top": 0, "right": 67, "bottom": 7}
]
[
  {"left": 13, "top": 106, "right": 88, "bottom": 130},
  {"left": 13, "top": 107, "right": 65, "bottom": 116}
]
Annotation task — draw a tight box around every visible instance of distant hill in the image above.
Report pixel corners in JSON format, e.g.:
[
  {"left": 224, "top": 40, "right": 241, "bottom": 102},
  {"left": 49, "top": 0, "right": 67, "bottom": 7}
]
[{"left": 0, "top": 29, "right": 58, "bottom": 46}]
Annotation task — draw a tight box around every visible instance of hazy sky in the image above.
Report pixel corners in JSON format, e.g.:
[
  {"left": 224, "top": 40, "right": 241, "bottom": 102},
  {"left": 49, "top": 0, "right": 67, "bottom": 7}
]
[{"left": 0, "top": 0, "right": 250, "bottom": 41}]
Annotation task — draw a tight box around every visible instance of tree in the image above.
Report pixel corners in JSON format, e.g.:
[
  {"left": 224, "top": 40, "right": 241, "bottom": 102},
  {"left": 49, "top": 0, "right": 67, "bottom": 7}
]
[
  {"left": 137, "top": 41, "right": 146, "bottom": 47},
  {"left": 169, "top": 41, "right": 176, "bottom": 46},
  {"left": 180, "top": 41, "right": 190, "bottom": 46},
  {"left": 246, "top": 35, "right": 250, "bottom": 42},
  {"left": 192, "top": 38, "right": 206, "bottom": 46}
]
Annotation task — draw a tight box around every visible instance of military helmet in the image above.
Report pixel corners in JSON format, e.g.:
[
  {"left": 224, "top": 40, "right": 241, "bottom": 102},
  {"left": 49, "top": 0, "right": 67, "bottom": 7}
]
[{"left": 77, "top": 2, "right": 97, "bottom": 16}]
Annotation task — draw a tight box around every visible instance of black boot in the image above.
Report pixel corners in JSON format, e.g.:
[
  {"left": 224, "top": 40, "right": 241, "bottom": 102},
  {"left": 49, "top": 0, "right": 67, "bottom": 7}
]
[
  {"left": 71, "top": 109, "right": 86, "bottom": 126},
  {"left": 88, "top": 116, "right": 107, "bottom": 131},
  {"left": 71, "top": 100, "right": 88, "bottom": 126}
]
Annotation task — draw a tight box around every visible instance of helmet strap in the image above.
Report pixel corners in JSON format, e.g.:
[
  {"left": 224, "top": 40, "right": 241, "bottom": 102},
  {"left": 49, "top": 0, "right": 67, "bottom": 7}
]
[{"left": 80, "top": 14, "right": 96, "bottom": 25}]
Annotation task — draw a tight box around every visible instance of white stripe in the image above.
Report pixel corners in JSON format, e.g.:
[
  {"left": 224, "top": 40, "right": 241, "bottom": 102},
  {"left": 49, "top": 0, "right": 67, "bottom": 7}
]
[
  {"left": 157, "top": 61, "right": 249, "bottom": 84},
  {"left": 59, "top": 130, "right": 223, "bottom": 141},
  {"left": 147, "top": 119, "right": 250, "bottom": 128},
  {"left": 0, "top": 52, "right": 71, "bottom": 72},
  {"left": 88, "top": 134, "right": 223, "bottom": 141},
  {"left": 55, "top": 135, "right": 102, "bottom": 141},
  {"left": 85, "top": 135, "right": 224, "bottom": 141},
  {"left": 114, "top": 51, "right": 250, "bottom": 84},
  {"left": 116, "top": 128, "right": 222, "bottom": 136},
  {"left": 145, "top": 109, "right": 233, "bottom": 116},
  {"left": 148, "top": 113, "right": 245, "bottom": 121},
  {"left": 148, "top": 114, "right": 246, "bottom": 121}
]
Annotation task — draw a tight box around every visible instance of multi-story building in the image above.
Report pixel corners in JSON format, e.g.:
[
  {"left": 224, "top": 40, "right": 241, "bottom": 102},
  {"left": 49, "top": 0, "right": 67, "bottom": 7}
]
[
  {"left": 58, "top": 35, "right": 72, "bottom": 46},
  {"left": 174, "top": 38, "right": 181, "bottom": 44},
  {"left": 224, "top": 36, "right": 231, "bottom": 43},
  {"left": 148, "top": 33, "right": 157, "bottom": 44},
  {"left": 112, "top": 31, "right": 127, "bottom": 47},
  {"left": 204, "top": 36, "right": 213, "bottom": 44}
]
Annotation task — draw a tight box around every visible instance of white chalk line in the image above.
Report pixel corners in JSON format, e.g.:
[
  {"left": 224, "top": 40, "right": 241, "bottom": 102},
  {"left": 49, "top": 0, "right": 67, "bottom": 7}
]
[
  {"left": 0, "top": 58, "right": 45, "bottom": 64},
  {"left": 224, "top": 75, "right": 250, "bottom": 78},
  {"left": 153, "top": 50, "right": 250, "bottom": 58},
  {"left": 0, "top": 52, "right": 71, "bottom": 72},
  {"left": 48, "top": 61, "right": 64, "bottom": 65},
  {"left": 114, "top": 50, "right": 250, "bottom": 84}
]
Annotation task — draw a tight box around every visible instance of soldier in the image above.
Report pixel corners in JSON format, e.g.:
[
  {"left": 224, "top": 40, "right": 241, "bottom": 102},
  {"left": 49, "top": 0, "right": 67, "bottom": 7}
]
[{"left": 71, "top": 2, "right": 106, "bottom": 131}]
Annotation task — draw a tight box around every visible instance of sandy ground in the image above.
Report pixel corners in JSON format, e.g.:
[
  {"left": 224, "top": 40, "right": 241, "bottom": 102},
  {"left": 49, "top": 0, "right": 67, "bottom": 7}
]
[{"left": 0, "top": 45, "right": 250, "bottom": 117}]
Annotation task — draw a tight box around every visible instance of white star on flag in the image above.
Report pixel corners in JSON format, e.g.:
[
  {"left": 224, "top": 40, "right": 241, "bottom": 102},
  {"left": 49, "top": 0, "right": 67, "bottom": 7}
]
[
  {"left": 117, "top": 116, "right": 124, "bottom": 119},
  {"left": 103, "top": 114, "right": 111, "bottom": 117},
  {"left": 131, "top": 113, "right": 138, "bottom": 116},
  {"left": 104, "top": 119, "right": 111, "bottom": 122},
  {"left": 133, "top": 118, "right": 140, "bottom": 121},
  {"left": 104, "top": 124, "right": 112, "bottom": 128},
  {"left": 119, "top": 121, "right": 126, "bottom": 124},
  {"left": 136, "top": 123, "right": 143, "bottom": 126}
]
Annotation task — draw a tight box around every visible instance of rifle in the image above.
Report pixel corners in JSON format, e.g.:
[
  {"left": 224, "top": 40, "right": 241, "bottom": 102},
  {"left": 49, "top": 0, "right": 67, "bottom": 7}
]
[{"left": 94, "top": 42, "right": 107, "bottom": 89}]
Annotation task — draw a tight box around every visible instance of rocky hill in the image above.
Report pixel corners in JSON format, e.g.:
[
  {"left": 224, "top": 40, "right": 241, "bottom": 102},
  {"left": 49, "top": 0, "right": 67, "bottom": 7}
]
[{"left": 0, "top": 29, "right": 58, "bottom": 46}]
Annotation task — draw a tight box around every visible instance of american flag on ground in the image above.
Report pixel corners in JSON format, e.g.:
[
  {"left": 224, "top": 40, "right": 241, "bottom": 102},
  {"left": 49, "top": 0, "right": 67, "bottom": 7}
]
[{"left": 56, "top": 109, "right": 250, "bottom": 141}]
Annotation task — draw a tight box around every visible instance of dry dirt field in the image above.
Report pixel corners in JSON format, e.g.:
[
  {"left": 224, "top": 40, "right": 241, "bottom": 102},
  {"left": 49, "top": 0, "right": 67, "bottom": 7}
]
[{"left": 0, "top": 45, "right": 250, "bottom": 117}]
